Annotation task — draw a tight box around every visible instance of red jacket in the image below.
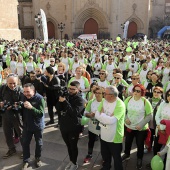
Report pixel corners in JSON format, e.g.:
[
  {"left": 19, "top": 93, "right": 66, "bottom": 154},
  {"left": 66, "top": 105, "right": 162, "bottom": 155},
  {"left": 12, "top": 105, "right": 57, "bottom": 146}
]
[{"left": 158, "top": 119, "right": 170, "bottom": 145}]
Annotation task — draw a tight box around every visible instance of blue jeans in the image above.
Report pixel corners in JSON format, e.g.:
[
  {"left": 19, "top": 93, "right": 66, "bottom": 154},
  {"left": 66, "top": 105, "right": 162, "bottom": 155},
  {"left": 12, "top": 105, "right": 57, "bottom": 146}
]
[{"left": 21, "top": 128, "right": 43, "bottom": 162}]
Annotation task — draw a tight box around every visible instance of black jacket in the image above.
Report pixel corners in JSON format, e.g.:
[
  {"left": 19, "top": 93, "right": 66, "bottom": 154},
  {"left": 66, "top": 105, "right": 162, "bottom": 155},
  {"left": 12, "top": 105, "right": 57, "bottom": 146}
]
[
  {"left": 22, "top": 93, "right": 45, "bottom": 131},
  {"left": 146, "top": 82, "right": 163, "bottom": 98},
  {"left": 45, "top": 75, "right": 60, "bottom": 104},
  {"left": 57, "top": 92, "right": 85, "bottom": 132},
  {"left": 24, "top": 78, "right": 45, "bottom": 96}
]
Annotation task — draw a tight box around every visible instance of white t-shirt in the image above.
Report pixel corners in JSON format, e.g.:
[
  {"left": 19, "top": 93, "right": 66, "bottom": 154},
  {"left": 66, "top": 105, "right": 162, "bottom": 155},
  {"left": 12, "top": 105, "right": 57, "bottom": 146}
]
[
  {"left": 16, "top": 62, "right": 25, "bottom": 76},
  {"left": 98, "top": 100, "right": 117, "bottom": 142},
  {"left": 97, "top": 80, "right": 109, "bottom": 88},
  {"left": 10, "top": 61, "right": 17, "bottom": 73},
  {"left": 106, "top": 64, "right": 116, "bottom": 81},
  {"left": 125, "top": 97, "right": 145, "bottom": 130},
  {"left": 84, "top": 100, "right": 101, "bottom": 135},
  {"left": 26, "top": 62, "right": 34, "bottom": 72}
]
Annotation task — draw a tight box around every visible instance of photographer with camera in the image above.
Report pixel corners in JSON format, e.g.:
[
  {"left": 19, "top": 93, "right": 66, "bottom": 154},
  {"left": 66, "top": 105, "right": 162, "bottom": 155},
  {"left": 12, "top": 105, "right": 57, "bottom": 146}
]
[
  {"left": 57, "top": 81, "right": 85, "bottom": 170},
  {"left": 21, "top": 83, "right": 45, "bottom": 169},
  {"left": 0, "top": 73, "right": 23, "bottom": 159}
]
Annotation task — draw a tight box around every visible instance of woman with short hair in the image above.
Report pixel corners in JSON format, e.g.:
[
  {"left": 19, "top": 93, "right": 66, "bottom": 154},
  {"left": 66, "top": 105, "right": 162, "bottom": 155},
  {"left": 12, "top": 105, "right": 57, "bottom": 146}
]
[{"left": 122, "top": 84, "right": 153, "bottom": 169}]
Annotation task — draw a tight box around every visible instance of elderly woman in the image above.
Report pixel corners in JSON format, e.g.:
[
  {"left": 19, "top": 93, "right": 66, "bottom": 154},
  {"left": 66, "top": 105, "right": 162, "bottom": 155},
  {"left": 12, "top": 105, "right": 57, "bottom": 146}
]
[
  {"left": 122, "top": 84, "right": 153, "bottom": 169},
  {"left": 83, "top": 86, "right": 104, "bottom": 163}
]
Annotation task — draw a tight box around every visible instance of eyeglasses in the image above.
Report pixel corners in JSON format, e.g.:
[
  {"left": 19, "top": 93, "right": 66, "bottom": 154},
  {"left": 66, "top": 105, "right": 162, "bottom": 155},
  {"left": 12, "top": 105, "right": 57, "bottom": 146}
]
[
  {"left": 153, "top": 91, "right": 162, "bottom": 94},
  {"left": 131, "top": 78, "right": 139, "bottom": 80},
  {"left": 133, "top": 89, "right": 141, "bottom": 93},
  {"left": 114, "top": 77, "right": 120, "bottom": 79},
  {"left": 50, "top": 61, "right": 54, "bottom": 62},
  {"left": 99, "top": 73, "right": 105, "bottom": 75},
  {"left": 104, "top": 93, "right": 113, "bottom": 96},
  {"left": 95, "top": 92, "right": 102, "bottom": 94}
]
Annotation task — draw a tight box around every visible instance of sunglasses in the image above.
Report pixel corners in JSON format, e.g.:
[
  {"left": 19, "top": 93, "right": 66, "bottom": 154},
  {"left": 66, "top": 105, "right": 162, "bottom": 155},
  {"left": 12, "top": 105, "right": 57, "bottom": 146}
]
[
  {"left": 99, "top": 73, "right": 105, "bottom": 75},
  {"left": 131, "top": 78, "right": 139, "bottom": 80},
  {"left": 133, "top": 89, "right": 141, "bottom": 93},
  {"left": 7, "top": 73, "right": 18, "bottom": 78},
  {"left": 153, "top": 91, "right": 162, "bottom": 94},
  {"left": 167, "top": 94, "right": 170, "bottom": 97},
  {"left": 50, "top": 61, "right": 54, "bottom": 62},
  {"left": 114, "top": 77, "right": 120, "bottom": 79}
]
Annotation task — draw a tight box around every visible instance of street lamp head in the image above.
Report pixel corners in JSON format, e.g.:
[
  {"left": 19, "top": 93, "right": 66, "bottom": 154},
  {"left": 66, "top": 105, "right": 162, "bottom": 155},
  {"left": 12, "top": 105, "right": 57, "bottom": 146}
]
[
  {"left": 37, "top": 13, "right": 41, "bottom": 19},
  {"left": 34, "top": 15, "right": 38, "bottom": 21}
]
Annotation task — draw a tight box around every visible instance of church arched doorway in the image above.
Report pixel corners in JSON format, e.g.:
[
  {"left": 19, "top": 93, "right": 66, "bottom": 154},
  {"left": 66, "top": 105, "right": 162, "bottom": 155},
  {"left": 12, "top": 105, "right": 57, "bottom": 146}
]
[
  {"left": 127, "top": 21, "right": 137, "bottom": 38},
  {"left": 47, "top": 21, "right": 55, "bottom": 39},
  {"left": 84, "top": 18, "right": 98, "bottom": 34}
]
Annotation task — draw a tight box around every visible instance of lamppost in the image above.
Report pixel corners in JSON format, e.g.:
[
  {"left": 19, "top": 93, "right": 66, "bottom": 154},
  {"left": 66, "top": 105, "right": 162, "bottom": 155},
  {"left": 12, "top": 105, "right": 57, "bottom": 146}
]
[
  {"left": 58, "top": 22, "right": 65, "bottom": 39},
  {"left": 121, "top": 23, "right": 125, "bottom": 30},
  {"left": 34, "top": 13, "right": 42, "bottom": 39}
]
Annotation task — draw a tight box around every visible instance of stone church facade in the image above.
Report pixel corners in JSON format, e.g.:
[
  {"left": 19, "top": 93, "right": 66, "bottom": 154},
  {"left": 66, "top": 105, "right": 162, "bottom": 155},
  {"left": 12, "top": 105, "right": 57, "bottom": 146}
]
[
  {"left": 1, "top": 0, "right": 169, "bottom": 40},
  {"left": 0, "top": 0, "right": 21, "bottom": 40}
]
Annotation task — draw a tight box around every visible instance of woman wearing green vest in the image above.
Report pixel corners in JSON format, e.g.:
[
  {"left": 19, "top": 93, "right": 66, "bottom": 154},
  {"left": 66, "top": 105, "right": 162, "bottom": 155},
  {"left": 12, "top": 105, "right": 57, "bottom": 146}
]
[
  {"left": 122, "top": 84, "right": 153, "bottom": 169},
  {"left": 83, "top": 86, "right": 104, "bottom": 163}
]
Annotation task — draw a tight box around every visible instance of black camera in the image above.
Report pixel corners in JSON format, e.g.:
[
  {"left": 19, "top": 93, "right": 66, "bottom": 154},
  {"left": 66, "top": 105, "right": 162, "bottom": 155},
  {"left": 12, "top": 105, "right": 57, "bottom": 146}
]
[
  {"left": 58, "top": 86, "right": 69, "bottom": 98},
  {"left": 53, "top": 85, "right": 69, "bottom": 98},
  {"left": 12, "top": 101, "right": 24, "bottom": 111},
  {"left": 0, "top": 101, "right": 11, "bottom": 113}
]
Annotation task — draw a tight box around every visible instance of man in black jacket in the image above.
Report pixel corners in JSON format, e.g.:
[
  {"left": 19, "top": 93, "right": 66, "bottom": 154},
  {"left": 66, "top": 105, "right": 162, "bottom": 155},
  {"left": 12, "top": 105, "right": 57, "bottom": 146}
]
[
  {"left": 0, "top": 74, "right": 23, "bottom": 159},
  {"left": 57, "top": 81, "right": 85, "bottom": 170}
]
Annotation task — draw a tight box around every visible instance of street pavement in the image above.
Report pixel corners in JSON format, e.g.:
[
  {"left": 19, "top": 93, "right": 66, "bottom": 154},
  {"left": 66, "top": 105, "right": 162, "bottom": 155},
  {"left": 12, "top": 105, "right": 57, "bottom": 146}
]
[{"left": 0, "top": 114, "right": 153, "bottom": 170}]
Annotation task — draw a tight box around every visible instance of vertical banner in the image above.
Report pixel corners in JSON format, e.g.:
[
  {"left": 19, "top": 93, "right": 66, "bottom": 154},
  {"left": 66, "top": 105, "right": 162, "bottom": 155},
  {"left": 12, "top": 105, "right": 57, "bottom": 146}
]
[
  {"left": 123, "top": 21, "right": 129, "bottom": 39},
  {"left": 40, "top": 9, "right": 48, "bottom": 43}
]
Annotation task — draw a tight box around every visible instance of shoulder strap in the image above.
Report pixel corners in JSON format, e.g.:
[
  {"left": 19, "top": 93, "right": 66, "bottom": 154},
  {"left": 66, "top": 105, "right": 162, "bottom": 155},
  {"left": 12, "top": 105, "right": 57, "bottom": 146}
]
[{"left": 0, "top": 84, "right": 6, "bottom": 101}]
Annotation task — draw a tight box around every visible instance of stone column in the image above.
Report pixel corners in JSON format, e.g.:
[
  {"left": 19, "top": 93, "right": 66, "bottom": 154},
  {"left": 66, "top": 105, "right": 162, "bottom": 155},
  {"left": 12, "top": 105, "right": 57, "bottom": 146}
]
[{"left": 0, "top": 0, "right": 21, "bottom": 40}]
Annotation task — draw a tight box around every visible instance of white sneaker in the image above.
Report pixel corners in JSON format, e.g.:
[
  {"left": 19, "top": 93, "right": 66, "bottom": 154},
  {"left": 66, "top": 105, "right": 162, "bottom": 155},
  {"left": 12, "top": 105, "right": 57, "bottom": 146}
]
[
  {"left": 69, "top": 163, "right": 78, "bottom": 170},
  {"left": 65, "top": 161, "right": 72, "bottom": 170}
]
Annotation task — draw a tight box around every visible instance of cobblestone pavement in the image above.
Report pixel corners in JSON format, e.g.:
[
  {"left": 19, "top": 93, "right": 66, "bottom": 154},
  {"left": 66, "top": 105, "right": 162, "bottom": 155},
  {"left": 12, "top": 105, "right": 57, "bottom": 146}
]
[{"left": 0, "top": 114, "right": 153, "bottom": 170}]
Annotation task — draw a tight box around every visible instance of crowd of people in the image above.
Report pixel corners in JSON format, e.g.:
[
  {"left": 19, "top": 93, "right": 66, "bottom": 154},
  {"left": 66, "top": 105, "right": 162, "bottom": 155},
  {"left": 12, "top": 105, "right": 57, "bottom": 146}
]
[{"left": 0, "top": 38, "right": 170, "bottom": 170}]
